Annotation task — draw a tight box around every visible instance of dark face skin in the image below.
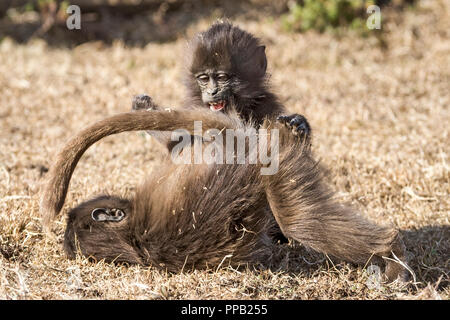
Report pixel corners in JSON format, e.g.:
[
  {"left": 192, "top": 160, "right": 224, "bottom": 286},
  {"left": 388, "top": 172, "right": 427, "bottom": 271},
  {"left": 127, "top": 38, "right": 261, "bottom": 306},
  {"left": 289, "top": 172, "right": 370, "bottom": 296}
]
[{"left": 195, "top": 69, "right": 232, "bottom": 112}]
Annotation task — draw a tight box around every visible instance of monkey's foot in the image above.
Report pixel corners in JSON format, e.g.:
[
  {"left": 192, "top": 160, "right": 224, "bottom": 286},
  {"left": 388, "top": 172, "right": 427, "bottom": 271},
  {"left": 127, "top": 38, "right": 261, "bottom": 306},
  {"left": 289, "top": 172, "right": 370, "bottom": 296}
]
[
  {"left": 131, "top": 94, "right": 155, "bottom": 111},
  {"left": 277, "top": 114, "right": 311, "bottom": 139}
]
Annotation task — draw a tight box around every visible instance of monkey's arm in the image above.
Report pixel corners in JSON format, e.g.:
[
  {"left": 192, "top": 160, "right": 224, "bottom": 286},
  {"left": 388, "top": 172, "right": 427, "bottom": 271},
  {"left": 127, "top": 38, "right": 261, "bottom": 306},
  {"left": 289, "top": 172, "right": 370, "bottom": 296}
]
[
  {"left": 131, "top": 94, "right": 175, "bottom": 150},
  {"left": 264, "top": 119, "right": 406, "bottom": 281},
  {"left": 132, "top": 94, "right": 216, "bottom": 152}
]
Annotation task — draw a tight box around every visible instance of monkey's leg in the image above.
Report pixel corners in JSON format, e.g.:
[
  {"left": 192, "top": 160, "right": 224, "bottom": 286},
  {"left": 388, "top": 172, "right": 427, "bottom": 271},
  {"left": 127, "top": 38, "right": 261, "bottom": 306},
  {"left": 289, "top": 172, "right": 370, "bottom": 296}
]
[
  {"left": 264, "top": 114, "right": 312, "bottom": 245},
  {"left": 265, "top": 123, "right": 406, "bottom": 281}
]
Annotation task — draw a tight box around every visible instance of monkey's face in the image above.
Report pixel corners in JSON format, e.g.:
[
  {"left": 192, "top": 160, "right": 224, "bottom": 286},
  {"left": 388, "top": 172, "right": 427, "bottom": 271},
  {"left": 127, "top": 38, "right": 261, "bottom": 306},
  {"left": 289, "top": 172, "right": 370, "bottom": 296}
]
[
  {"left": 188, "top": 22, "right": 268, "bottom": 115},
  {"left": 63, "top": 196, "right": 143, "bottom": 265},
  {"left": 191, "top": 50, "right": 267, "bottom": 115},
  {"left": 195, "top": 69, "right": 232, "bottom": 112}
]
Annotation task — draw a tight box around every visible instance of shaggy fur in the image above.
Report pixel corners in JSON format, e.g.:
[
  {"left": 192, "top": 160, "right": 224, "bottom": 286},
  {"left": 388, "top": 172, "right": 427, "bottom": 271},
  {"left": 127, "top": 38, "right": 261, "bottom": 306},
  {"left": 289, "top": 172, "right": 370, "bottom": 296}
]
[
  {"left": 40, "top": 109, "right": 406, "bottom": 281},
  {"left": 184, "top": 21, "right": 285, "bottom": 122},
  {"left": 133, "top": 22, "right": 286, "bottom": 126}
]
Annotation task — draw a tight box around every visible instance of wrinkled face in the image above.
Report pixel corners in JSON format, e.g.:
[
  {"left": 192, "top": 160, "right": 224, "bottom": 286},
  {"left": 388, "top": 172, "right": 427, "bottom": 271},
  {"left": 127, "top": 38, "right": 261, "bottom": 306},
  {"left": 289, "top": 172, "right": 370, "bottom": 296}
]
[{"left": 195, "top": 69, "right": 232, "bottom": 112}]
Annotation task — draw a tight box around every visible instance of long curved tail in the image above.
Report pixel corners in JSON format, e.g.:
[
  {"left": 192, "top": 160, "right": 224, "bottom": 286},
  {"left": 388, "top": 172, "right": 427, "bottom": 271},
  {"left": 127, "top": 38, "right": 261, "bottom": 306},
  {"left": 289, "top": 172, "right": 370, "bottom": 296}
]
[{"left": 40, "top": 109, "right": 238, "bottom": 230}]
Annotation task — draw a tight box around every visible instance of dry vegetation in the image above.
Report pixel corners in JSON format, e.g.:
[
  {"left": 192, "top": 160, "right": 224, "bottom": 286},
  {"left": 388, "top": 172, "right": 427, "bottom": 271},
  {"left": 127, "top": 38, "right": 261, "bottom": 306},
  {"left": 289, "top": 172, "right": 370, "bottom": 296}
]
[{"left": 0, "top": 0, "right": 448, "bottom": 300}]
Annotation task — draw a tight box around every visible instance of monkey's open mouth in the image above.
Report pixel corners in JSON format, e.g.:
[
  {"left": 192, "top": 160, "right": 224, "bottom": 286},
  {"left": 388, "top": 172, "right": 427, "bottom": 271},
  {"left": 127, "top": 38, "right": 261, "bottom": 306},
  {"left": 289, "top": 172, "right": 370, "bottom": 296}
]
[{"left": 209, "top": 100, "right": 226, "bottom": 112}]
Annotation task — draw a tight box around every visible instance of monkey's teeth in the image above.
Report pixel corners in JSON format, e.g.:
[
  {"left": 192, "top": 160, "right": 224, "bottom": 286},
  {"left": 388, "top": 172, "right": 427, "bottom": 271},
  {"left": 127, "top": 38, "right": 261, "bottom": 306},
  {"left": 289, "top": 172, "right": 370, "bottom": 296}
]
[{"left": 209, "top": 100, "right": 225, "bottom": 111}]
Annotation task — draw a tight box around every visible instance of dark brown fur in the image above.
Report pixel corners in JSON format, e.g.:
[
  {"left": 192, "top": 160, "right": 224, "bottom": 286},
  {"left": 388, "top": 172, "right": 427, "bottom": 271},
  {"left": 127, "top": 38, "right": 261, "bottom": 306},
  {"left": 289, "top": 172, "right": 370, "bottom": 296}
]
[
  {"left": 40, "top": 109, "right": 238, "bottom": 227},
  {"left": 184, "top": 21, "right": 285, "bottom": 122},
  {"left": 40, "top": 109, "right": 406, "bottom": 281},
  {"left": 132, "top": 22, "right": 308, "bottom": 244},
  {"left": 133, "top": 22, "right": 290, "bottom": 131}
]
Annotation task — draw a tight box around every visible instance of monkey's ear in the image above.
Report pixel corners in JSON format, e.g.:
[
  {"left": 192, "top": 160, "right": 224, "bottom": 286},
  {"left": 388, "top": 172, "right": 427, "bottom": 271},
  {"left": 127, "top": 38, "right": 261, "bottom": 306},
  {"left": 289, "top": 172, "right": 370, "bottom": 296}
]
[
  {"left": 255, "top": 45, "right": 267, "bottom": 76},
  {"left": 91, "top": 208, "right": 126, "bottom": 222}
]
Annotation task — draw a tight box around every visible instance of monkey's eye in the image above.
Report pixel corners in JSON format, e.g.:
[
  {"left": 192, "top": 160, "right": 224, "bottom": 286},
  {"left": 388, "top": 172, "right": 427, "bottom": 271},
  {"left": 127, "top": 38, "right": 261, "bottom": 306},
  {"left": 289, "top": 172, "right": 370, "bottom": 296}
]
[
  {"left": 216, "top": 73, "right": 229, "bottom": 82},
  {"left": 196, "top": 74, "right": 209, "bottom": 83}
]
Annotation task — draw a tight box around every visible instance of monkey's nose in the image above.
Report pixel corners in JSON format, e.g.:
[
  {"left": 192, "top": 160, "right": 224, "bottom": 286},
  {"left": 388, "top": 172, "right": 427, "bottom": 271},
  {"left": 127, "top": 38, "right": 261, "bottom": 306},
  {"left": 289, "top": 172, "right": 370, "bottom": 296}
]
[{"left": 208, "top": 87, "right": 219, "bottom": 96}]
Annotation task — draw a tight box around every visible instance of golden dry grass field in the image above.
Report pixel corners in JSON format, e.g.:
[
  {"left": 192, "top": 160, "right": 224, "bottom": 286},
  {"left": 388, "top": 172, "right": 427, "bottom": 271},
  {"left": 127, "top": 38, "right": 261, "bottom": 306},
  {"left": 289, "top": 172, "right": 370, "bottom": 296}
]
[{"left": 0, "top": 1, "right": 448, "bottom": 299}]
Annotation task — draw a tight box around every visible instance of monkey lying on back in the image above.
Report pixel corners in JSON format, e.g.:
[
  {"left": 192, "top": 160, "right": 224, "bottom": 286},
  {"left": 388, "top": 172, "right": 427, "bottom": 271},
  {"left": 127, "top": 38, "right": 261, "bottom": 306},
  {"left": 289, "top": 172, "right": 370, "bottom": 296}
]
[{"left": 40, "top": 108, "right": 406, "bottom": 281}]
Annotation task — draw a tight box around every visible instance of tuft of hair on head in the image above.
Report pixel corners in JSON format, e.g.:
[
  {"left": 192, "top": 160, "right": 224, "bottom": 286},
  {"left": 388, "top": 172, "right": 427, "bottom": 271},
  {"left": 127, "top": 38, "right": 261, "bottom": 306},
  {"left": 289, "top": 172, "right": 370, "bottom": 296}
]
[
  {"left": 183, "top": 21, "right": 278, "bottom": 123},
  {"left": 187, "top": 21, "right": 268, "bottom": 81}
]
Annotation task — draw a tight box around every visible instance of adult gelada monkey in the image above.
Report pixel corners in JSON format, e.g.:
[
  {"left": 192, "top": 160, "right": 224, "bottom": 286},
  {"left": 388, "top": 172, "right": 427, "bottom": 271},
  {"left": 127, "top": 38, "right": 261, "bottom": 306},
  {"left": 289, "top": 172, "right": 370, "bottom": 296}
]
[{"left": 40, "top": 108, "right": 407, "bottom": 281}]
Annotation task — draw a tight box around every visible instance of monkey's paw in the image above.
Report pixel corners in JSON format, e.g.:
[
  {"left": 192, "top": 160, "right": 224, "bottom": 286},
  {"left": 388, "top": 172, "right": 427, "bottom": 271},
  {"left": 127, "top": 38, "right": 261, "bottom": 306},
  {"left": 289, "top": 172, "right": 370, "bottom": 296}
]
[
  {"left": 131, "top": 94, "right": 155, "bottom": 111},
  {"left": 276, "top": 114, "right": 311, "bottom": 139}
]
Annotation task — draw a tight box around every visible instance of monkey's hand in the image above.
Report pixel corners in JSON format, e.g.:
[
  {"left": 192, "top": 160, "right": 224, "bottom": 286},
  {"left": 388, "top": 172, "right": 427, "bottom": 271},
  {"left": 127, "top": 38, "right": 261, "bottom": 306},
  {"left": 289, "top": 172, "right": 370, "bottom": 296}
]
[
  {"left": 131, "top": 94, "right": 174, "bottom": 149},
  {"left": 276, "top": 114, "right": 311, "bottom": 141},
  {"left": 131, "top": 94, "right": 158, "bottom": 112}
]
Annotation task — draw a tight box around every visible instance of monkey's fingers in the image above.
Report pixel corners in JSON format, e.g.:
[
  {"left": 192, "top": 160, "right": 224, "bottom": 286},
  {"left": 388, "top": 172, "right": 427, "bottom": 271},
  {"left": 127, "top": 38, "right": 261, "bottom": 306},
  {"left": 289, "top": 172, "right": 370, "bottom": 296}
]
[
  {"left": 132, "top": 94, "right": 155, "bottom": 111},
  {"left": 276, "top": 114, "right": 311, "bottom": 140}
]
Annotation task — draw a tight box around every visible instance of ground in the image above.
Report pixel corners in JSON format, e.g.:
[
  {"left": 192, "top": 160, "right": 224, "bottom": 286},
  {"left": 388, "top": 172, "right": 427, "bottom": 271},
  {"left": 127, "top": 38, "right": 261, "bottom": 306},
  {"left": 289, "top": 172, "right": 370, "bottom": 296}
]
[{"left": 0, "top": 0, "right": 448, "bottom": 299}]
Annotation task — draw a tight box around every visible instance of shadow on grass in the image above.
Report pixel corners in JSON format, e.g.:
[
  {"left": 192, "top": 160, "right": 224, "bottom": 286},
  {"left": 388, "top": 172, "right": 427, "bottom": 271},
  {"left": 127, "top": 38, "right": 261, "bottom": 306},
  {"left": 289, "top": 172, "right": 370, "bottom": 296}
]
[
  {"left": 400, "top": 225, "right": 449, "bottom": 290},
  {"left": 265, "top": 225, "right": 449, "bottom": 290}
]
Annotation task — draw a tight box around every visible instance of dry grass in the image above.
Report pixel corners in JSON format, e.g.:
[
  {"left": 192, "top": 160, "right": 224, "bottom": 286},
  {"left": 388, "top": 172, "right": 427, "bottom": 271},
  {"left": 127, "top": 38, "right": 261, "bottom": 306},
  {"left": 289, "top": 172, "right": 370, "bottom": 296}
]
[{"left": 0, "top": 0, "right": 448, "bottom": 299}]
